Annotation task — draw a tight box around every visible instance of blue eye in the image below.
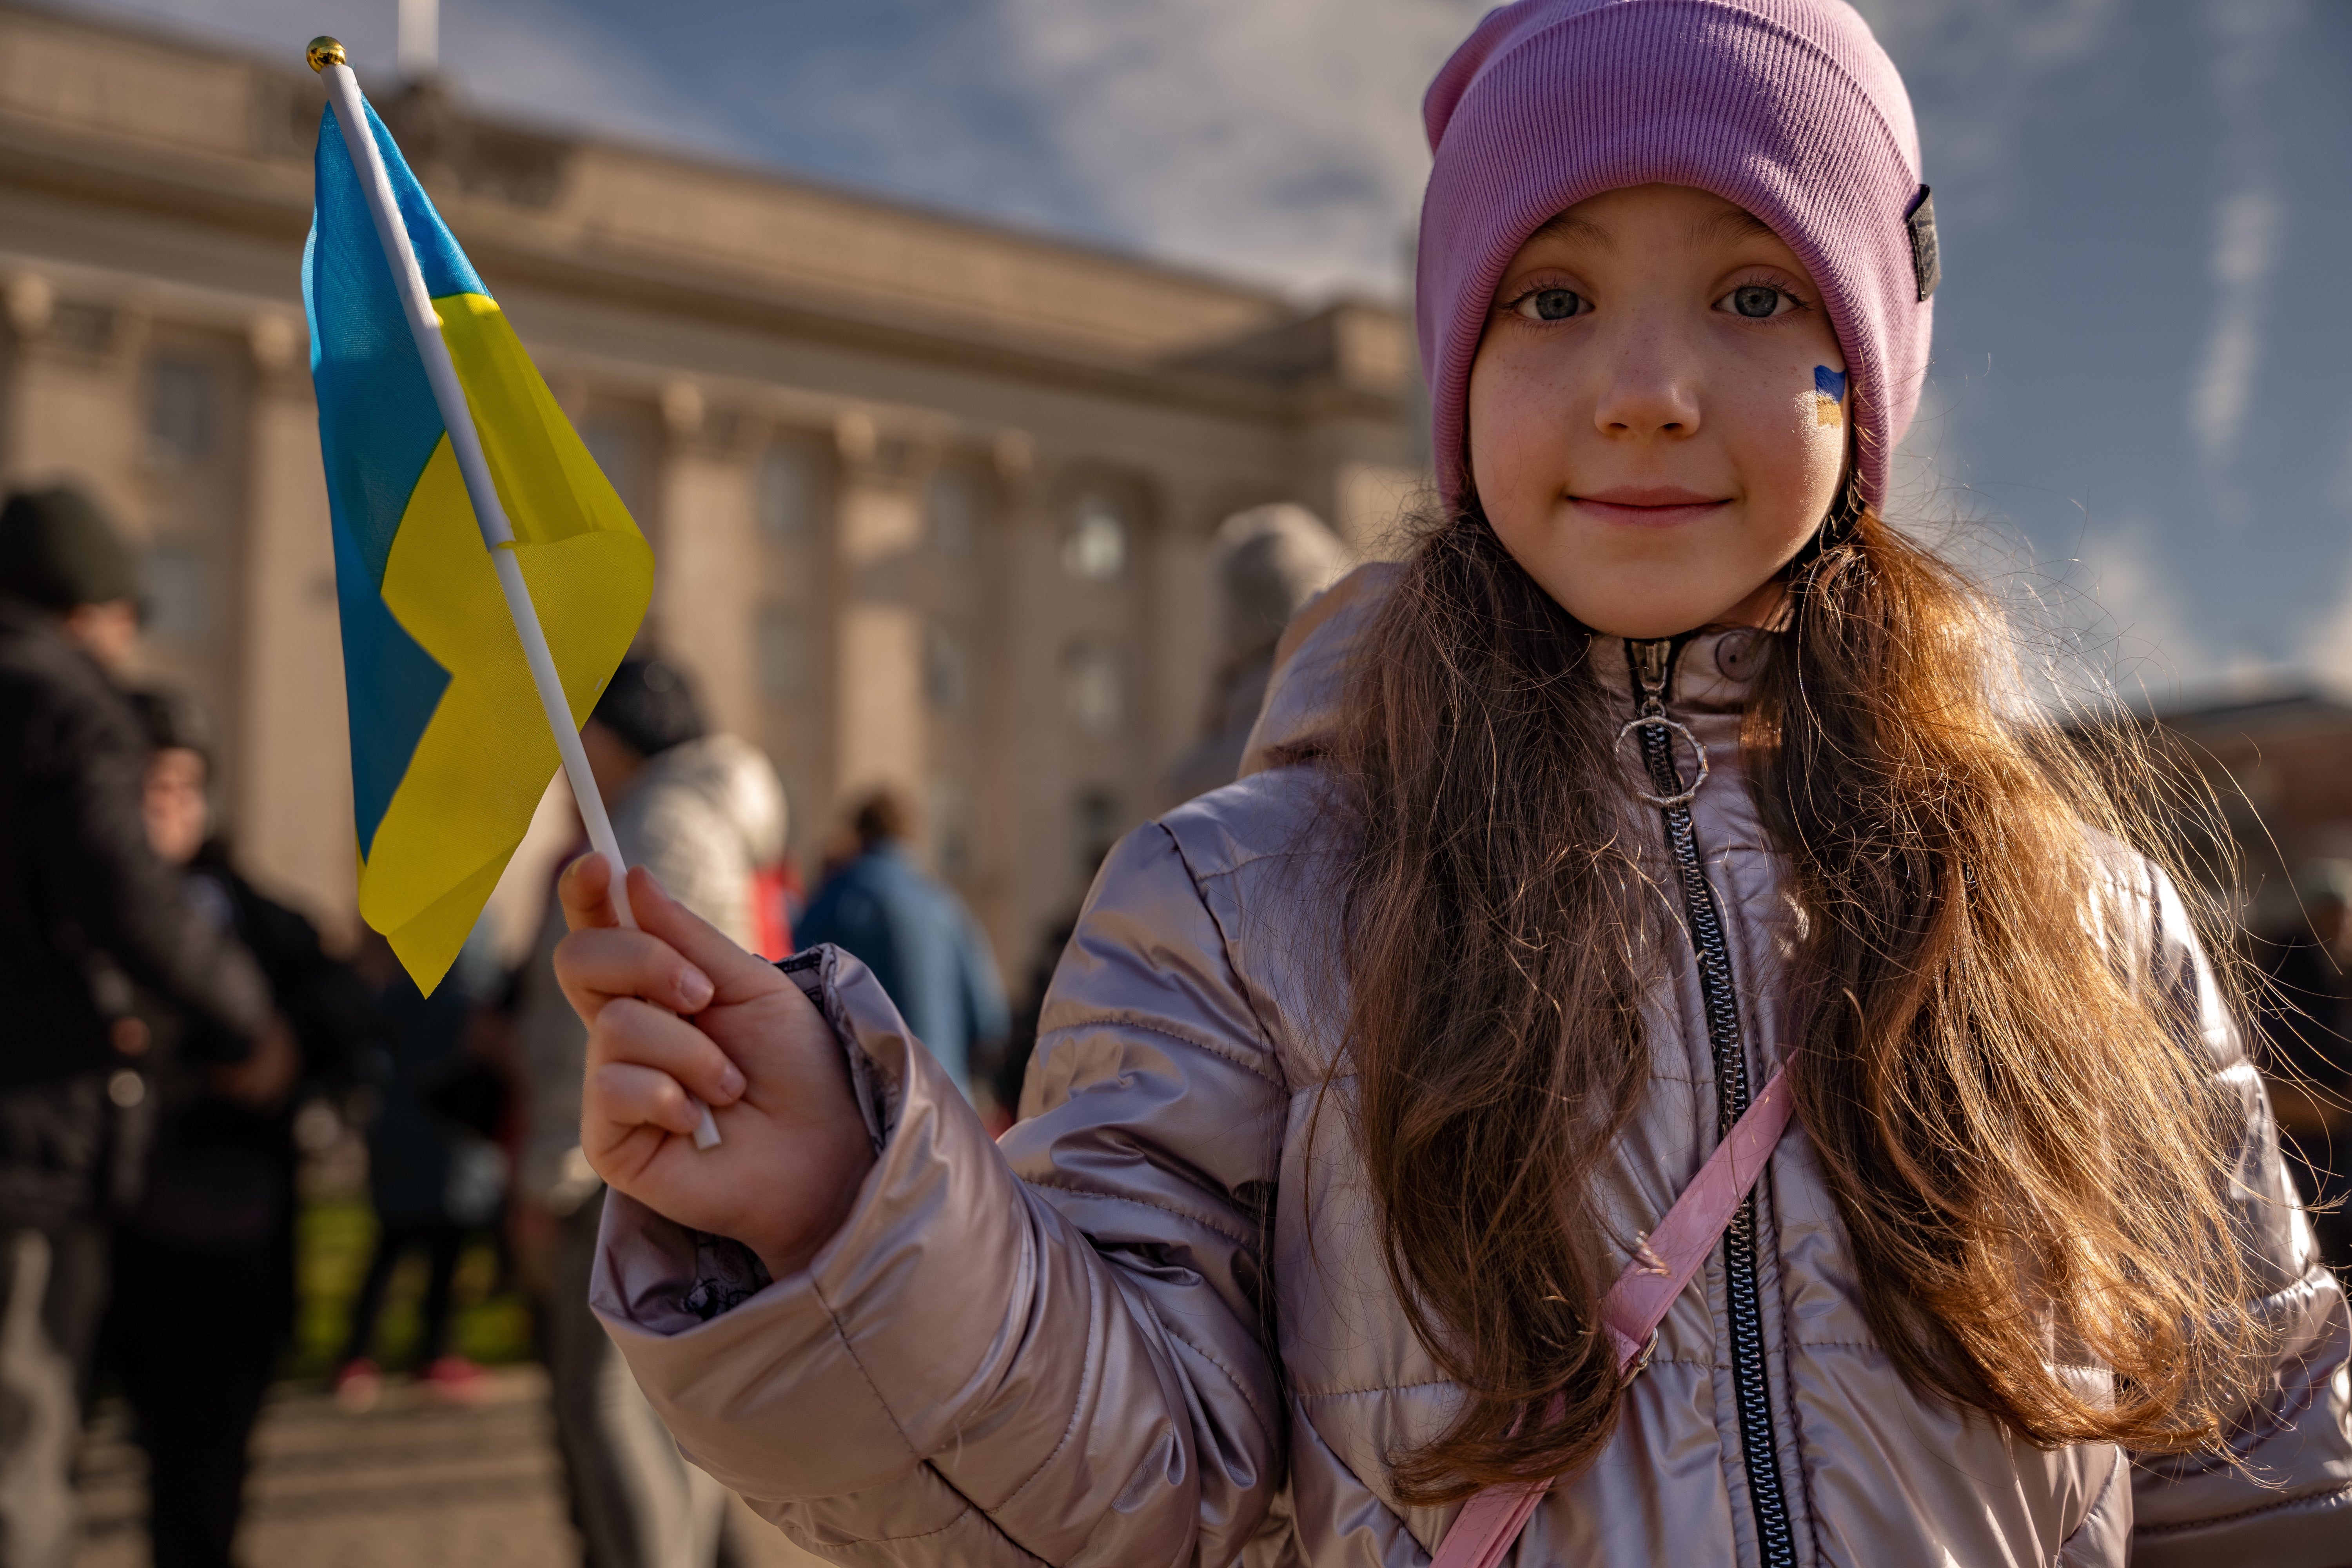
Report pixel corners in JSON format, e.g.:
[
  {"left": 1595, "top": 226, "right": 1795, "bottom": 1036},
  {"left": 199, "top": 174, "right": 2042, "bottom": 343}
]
[
  {"left": 1726, "top": 285, "right": 1785, "bottom": 319},
  {"left": 1512, "top": 287, "right": 1586, "bottom": 322}
]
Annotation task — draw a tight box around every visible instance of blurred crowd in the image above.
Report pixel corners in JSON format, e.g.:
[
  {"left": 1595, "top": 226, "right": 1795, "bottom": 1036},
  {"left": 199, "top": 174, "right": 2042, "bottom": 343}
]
[{"left": 0, "top": 484, "right": 1033, "bottom": 1568}]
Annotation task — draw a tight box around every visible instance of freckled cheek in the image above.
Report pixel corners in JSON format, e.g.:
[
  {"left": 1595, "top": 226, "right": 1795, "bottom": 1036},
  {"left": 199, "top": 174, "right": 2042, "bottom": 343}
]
[
  {"left": 1723, "top": 404, "right": 1843, "bottom": 548},
  {"left": 1803, "top": 412, "right": 1851, "bottom": 506},
  {"left": 1465, "top": 363, "right": 1569, "bottom": 504},
  {"left": 1761, "top": 377, "right": 1849, "bottom": 484}
]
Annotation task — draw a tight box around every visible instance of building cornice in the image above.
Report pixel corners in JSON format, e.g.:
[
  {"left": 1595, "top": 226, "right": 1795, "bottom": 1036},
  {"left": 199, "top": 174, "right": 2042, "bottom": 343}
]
[
  {"left": 0, "top": 111, "right": 1403, "bottom": 427},
  {"left": 0, "top": 2, "right": 1406, "bottom": 428}
]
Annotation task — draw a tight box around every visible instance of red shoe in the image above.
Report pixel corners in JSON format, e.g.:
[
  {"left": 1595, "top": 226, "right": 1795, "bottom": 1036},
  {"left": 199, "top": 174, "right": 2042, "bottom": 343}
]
[
  {"left": 420, "top": 1354, "right": 490, "bottom": 1404},
  {"left": 332, "top": 1357, "right": 381, "bottom": 1414}
]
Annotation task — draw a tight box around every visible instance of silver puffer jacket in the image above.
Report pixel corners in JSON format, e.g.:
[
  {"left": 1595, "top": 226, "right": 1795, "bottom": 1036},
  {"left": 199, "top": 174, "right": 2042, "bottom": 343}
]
[{"left": 594, "top": 566, "right": 2352, "bottom": 1566}]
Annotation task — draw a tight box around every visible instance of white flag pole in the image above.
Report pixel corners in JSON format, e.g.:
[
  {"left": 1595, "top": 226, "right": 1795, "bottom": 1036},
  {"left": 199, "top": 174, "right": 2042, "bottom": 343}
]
[{"left": 307, "top": 37, "right": 719, "bottom": 1148}]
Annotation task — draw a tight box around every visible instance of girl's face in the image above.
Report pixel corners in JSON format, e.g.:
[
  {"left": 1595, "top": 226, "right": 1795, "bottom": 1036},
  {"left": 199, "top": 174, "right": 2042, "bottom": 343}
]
[{"left": 1466, "top": 183, "right": 1850, "bottom": 640}]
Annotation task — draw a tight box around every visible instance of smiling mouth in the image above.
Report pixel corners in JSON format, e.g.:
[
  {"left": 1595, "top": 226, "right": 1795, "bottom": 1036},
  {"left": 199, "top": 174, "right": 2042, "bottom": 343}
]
[{"left": 1570, "top": 488, "right": 1732, "bottom": 526}]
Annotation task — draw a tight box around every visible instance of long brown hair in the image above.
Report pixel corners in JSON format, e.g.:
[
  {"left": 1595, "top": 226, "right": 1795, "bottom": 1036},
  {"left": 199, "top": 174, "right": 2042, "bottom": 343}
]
[{"left": 1330, "top": 504, "right": 2264, "bottom": 1503}]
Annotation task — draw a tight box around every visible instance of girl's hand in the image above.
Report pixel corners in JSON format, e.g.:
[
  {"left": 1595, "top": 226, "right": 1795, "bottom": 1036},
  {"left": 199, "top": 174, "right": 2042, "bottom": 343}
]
[{"left": 557, "top": 858, "right": 874, "bottom": 1279}]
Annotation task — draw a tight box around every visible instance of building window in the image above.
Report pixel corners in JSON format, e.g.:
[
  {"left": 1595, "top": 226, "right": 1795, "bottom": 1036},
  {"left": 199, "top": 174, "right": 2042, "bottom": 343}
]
[
  {"left": 143, "top": 542, "right": 209, "bottom": 641},
  {"left": 147, "top": 357, "right": 215, "bottom": 467},
  {"left": 755, "top": 604, "right": 808, "bottom": 697},
  {"left": 1073, "top": 788, "right": 1121, "bottom": 882},
  {"left": 52, "top": 302, "right": 114, "bottom": 356},
  {"left": 1061, "top": 638, "right": 1123, "bottom": 734},
  {"left": 759, "top": 444, "right": 814, "bottom": 540},
  {"left": 1061, "top": 492, "right": 1128, "bottom": 582},
  {"left": 925, "top": 622, "right": 972, "bottom": 712},
  {"left": 928, "top": 468, "right": 978, "bottom": 559}
]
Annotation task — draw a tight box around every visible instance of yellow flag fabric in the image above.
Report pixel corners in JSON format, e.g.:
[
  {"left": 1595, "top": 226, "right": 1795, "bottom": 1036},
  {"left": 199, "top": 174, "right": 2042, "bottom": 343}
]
[{"left": 361, "top": 296, "right": 652, "bottom": 985}]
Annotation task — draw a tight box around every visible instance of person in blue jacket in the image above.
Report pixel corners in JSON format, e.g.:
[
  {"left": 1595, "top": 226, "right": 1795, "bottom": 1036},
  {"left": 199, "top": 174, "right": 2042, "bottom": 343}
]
[{"left": 795, "top": 789, "right": 1007, "bottom": 1103}]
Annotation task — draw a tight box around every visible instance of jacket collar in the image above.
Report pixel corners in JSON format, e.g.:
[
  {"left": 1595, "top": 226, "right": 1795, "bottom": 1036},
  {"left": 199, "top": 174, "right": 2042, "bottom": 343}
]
[
  {"left": 1239, "top": 564, "right": 1772, "bottom": 776},
  {"left": 1590, "top": 628, "right": 1772, "bottom": 715}
]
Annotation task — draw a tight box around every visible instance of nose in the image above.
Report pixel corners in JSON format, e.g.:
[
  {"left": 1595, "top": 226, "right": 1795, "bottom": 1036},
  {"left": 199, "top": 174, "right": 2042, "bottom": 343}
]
[{"left": 1591, "top": 319, "right": 1702, "bottom": 441}]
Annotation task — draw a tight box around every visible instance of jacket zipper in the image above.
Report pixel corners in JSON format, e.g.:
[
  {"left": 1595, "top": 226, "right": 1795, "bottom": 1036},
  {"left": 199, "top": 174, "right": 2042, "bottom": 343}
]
[{"left": 1626, "top": 638, "right": 1797, "bottom": 1568}]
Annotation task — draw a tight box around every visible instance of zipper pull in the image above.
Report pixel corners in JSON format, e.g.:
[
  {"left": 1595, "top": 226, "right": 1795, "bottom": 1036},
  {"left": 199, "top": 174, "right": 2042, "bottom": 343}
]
[{"left": 1630, "top": 639, "right": 1671, "bottom": 712}]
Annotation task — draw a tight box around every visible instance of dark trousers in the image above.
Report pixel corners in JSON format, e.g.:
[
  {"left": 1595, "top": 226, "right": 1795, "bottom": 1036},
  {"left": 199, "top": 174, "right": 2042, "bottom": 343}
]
[
  {"left": 339, "top": 1217, "right": 463, "bottom": 1368},
  {"left": 104, "top": 1236, "right": 288, "bottom": 1568}
]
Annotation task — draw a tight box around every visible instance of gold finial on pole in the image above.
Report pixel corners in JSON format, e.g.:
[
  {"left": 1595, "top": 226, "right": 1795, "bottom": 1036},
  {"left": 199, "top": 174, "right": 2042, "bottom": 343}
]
[{"left": 306, "top": 36, "right": 347, "bottom": 73}]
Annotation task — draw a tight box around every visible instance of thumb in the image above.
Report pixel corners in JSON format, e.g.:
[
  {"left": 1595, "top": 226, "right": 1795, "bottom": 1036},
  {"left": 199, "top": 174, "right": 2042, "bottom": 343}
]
[
  {"left": 623, "top": 866, "right": 783, "bottom": 1001},
  {"left": 559, "top": 851, "right": 624, "bottom": 933}
]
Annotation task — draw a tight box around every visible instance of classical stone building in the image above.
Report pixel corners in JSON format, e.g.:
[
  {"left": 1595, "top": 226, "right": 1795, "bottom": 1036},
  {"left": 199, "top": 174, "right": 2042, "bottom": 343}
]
[{"left": 0, "top": 2, "right": 1420, "bottom": 970}]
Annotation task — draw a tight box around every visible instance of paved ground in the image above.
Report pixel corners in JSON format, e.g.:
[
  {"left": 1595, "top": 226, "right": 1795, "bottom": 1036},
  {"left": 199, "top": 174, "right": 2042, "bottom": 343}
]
[{"left": 75, "top": 1367, "right": 826, "bottom": 1568}]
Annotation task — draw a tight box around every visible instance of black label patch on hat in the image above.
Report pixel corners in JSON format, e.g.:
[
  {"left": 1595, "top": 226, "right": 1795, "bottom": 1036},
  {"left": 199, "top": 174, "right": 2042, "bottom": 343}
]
[{"left": 1906, "top": 186, "right": 1940, "bottom": 301}]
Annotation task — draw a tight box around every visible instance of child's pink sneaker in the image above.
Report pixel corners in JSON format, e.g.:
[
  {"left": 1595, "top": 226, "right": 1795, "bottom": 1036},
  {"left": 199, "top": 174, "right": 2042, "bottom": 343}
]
[{"left": 331, "top": 1357, "right": 381, "bottom": 1414}]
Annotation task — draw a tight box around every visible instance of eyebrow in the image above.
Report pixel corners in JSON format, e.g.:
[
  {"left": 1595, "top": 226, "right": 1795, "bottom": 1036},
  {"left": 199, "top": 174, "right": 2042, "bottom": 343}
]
[
  {"left": 1526, "top": 205, "right": 1775, "bottom": 252},
  {"left": 1529, "top": 211, "right": 1612, "bottom": 249},
  {"left": 1691, "top": 207, "right": 1776, "bottom": 247}
]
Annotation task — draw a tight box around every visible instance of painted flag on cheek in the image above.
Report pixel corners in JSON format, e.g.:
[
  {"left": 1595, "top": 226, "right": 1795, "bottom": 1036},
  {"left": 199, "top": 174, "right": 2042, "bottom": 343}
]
[
  {"left": 303, "top": 99, "right": 653, "bottom": 992},
  {"left": 1813, "top": 365, "right": 1848, "bottom": 428}
]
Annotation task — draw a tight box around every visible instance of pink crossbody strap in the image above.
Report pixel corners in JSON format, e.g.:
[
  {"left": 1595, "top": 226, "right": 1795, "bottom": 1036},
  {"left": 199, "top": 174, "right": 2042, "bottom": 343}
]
[{"left": 1428, "top": 1067, "right": 1797, "bottom": 1568}]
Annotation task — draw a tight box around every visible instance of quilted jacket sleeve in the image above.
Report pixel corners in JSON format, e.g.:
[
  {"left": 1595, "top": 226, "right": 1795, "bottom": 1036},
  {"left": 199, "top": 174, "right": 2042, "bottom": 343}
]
[
  {"left": 2128, "top": 868, "right": 2352, "bottom": 1565},
  {"left": 590, "top": 820, "right": 1290, "bottom": 1566}
]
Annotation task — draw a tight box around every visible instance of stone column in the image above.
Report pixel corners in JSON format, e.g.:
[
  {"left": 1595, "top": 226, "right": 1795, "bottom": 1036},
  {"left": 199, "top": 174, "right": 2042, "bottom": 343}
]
[
  {"left": 971, "top": 429, "right": 1044, "bottom": 964},
  {"left": 1142, "top": 473, "right": 1220, "bottom": 794},
  {"left": 0, "top": 272, "right": 144, "bottom": 521},
  {"left": 1290, "top": 301, "right": 1424, "bottom": 557},
  {"left": 0, "top": 272, "right": 52, "bottom": 479},
  {"left": 648, "top": 379, "right": 760, "bottom": 739},
  {"left": 233, "top": 309, "right": 357, "bottom": 938},
  {"left": 828, "top": 410, "right": 926, "bottom": 821},
  {"left": 988, "top": 433, "right": 1082, "bottom": 967}
]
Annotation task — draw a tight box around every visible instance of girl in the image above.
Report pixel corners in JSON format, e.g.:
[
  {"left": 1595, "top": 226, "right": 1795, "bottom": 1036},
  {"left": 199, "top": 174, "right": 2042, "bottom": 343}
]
[{"left": 556, "top": 2, "right": 2352, "bottom": 1563}]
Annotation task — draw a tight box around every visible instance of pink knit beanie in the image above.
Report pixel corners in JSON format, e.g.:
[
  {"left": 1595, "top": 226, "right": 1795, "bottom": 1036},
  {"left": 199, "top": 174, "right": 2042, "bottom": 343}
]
[{"left": 1418, "top": 0, "right": 1936, "bottom": 511}]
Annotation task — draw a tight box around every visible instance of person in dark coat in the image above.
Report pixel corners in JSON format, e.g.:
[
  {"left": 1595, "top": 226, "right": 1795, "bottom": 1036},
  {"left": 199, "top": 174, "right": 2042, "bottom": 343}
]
[
  {"left": 795, "top": 789, "right": 1007, "bottom": 1101},
  {"left": 331, "top": 925, "right": 505, "bottom": 1412},
  {"left": 100, "top": 689, "right": 368, "bottom": 1568},
  {"left": 0, "top": 486, "right": 273, "bottom": 1568}
]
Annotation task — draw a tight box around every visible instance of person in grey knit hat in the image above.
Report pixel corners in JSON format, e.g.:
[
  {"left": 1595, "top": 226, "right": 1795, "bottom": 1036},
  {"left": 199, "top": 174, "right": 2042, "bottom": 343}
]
[
  {"left": 1162, "top": 504, "right": 1351, "bottom": 806},
  {"left": 0, "top": 484, "right": 144, "bottom": 670}
]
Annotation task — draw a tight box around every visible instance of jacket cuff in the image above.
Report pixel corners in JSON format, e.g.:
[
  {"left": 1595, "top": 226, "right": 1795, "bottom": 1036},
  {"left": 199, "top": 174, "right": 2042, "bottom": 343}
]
[{"left": 589, "top": 943, "right": 1032, "bottom": 1501}]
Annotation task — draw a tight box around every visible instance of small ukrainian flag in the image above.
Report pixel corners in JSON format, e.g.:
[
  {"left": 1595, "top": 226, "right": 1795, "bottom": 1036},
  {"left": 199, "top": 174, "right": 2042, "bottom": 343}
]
[{"left": 304, "top": 97, "right": 652, "bottom": 992}]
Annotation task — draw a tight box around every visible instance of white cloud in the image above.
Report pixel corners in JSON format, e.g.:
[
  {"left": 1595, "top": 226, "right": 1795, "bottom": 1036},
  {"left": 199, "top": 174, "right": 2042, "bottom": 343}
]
[
  {"left": 2303, "top": 582, "right": 2352, "bottom": 691},
  {"left": 442, "top": 0, "right": 744, "bottom": 156},
  {"left": 2078, "top": 528, "right": 2208, "bottom": 681},
  {"left": 1926, "top": 508, "right": 2203, "bottom": 708},
  {"left": 2190, "top": 185, "right": 2279, "bottom": 472},
  {"left": 1849, "top": 0, "right": 2123, "bottom": 223},
  {"left": 2185, "top": 0, "right": 2295, "bottom": 513},
  {"left": 966, "top": 0, "right": 1485, "bottom": 296}
]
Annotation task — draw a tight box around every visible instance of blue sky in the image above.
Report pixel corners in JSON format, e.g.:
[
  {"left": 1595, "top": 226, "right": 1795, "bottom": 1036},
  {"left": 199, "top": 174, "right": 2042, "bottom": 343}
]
[{"left": 39, "top": 0, "right": 2352, "bottom": 698}]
